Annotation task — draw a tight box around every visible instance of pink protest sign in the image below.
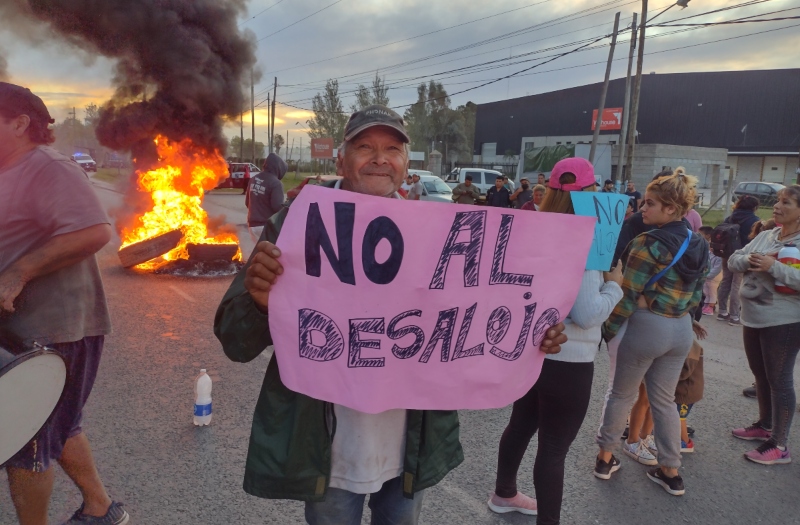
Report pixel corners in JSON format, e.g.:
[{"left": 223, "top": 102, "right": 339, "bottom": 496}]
[{"left": 269, "top": 185, "right": 595, "bottom": 413}]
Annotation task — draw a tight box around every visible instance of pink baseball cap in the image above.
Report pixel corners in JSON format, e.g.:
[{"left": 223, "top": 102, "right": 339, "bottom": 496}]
[{"left": 548, "top": 157, "right": 596, "bottom": 192}]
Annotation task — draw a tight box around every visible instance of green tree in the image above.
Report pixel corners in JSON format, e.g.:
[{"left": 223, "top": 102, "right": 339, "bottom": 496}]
[
  {"left": 84, "top": 103, "right": 100, "bottom": 126},
  {"left": 308, "top": 79, "right": 348, "bottom": 144},
  {"left": 457, "top": 102, "right": 477, "bottom": 162},
  {"left": 404, "top": 81, "right": 469, "bottom": 164},
  {"left": 228, "top": 136, "right": 265, "bottom": 161},
  {"left": 351, "top": 72, "right": 390, "bottom": 112},
  {"left": 274, "top": 133, "right": 285, "bottom": 155}
]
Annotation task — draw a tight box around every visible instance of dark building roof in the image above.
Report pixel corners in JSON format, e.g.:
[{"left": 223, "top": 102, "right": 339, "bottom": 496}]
[{"left": 474, "top": 68, "right": 800, "bottom": 156}]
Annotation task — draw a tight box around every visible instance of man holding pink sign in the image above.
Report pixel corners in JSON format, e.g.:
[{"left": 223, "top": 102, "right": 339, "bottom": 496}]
[{"left": 214, "top": 105, "right": 589, "bottom": 525}]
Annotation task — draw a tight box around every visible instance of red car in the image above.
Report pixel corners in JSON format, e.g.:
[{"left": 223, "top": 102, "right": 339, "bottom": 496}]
[{"left": 214, "top": 162, "right": 261, "bottom": 193}]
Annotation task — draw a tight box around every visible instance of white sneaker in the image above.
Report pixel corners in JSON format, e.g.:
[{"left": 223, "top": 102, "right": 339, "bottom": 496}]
[
  {"left": 642, "top": 434, "right": 658, "bottom": 456},
  {"left": 623, "top": 440, "right": 658, "bottom": 466}
]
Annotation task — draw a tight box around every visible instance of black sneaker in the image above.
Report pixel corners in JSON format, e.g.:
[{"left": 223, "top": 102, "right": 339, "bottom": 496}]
[
  {"left": 687, "top": 426, "right": 695, "bottom": 436},
  {"left": 61, "top": 502, "right": 129, "bottom": 525},
  {"left": 594, "top": 455, "right": 621, "bottom": 480},
  {"left": 646, "top": 468, "right": 685, "bottom": 496},
  {"left": 621, "top": 426, "right": 629, "bottom": 440},
  {"left": 743, "top": 384, "right": 757, "bottom": 398}
]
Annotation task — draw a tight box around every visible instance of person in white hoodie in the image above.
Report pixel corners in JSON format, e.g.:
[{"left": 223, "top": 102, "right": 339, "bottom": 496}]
[
  {"left": 488, "top": 158, "right": 623, "bottom": 523},
  {"left": 728, "top": 185, "right": 800, "bottom": 465}
]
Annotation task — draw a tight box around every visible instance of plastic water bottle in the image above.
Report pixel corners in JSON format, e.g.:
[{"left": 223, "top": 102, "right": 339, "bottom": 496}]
[
  {"left": 775, "top": 244, "right": 800, "bottom": 294},
  {"left": 193, "top": 369, "right": 213, "bottom": 426}
]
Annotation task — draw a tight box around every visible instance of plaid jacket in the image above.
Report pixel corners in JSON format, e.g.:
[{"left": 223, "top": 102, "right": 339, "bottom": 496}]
[{"left": 604, "top": 233, "right": 707, "bottom": 340}]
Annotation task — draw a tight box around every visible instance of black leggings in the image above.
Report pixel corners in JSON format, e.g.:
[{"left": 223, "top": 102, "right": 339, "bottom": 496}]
[
  {"left": 743, "top": 322, "right": 800, "bottom": 447},
  {"left": 494, "top": 359, "right": 594, "bottom": 525}
]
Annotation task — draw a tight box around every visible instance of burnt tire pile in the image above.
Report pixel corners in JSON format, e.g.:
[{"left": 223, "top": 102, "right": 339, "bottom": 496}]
[
  {"left": 118, "top": 230, "right": 239, "bottom": 268},
  {"left": 187, "top": 243, "right": 239, "bottom": 262},
  {"left": 118, "top": 230, "right": 183, "bottom": 268}
]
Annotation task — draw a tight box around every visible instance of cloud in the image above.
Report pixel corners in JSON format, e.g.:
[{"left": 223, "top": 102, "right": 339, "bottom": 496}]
[{"left": 3, "top": 0, "right": 797, "bottom": 146}]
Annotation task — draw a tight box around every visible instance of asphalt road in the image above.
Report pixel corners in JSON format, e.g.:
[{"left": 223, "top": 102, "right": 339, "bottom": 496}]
[{"left": 1, "top": 181, "right": 798, "bottom": 525}]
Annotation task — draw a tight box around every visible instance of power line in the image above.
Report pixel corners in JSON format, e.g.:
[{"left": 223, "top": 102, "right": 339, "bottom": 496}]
[
  {"left": 273, "top": 19, "right": 800, "bottom": 114},
  {"left": 262, "top": 0, "right": 559, "bottom": 75},
  {"left": 256, "top": 0, "right": 346, "bottom": 42},
  {"left": 253, "top": 0, "right": 636, "bottom": 99},
  {"left": 238, "top": 0, "right": 288, "bottom": 27}
]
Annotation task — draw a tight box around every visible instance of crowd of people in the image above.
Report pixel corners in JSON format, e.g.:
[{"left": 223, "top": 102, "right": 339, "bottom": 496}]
[
  {"left": 221, "top": 105, "right": 800, "bottom": 525},
  {"left": 4, "top": 89, "right": 799, "bottom": 525}
]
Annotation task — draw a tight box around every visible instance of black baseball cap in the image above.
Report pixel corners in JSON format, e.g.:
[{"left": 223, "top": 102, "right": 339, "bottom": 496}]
[
  {"left": 344, "top": 105, "right": 409, "bottom": 143},
  {"left": 0, "top": 82, "right": 55, "bottom": 124}
]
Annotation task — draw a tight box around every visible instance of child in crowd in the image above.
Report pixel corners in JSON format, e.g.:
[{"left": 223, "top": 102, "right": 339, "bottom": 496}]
[
  {"left": 675, "top": 336, "right": 705, "bottom": 453},
  {"left": 698, "top": 226, "right": 722, "bottom": 315}
]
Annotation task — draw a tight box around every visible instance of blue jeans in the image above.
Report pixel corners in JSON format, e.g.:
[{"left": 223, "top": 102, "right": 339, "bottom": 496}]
[{"left": 305, "top": 477, "right": 424, "bottom": 525}]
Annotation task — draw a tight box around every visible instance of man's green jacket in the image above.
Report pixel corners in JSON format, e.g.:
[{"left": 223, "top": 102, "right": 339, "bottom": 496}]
[{"left": 213, "top": 202, "right": 464, "bottom": 502}]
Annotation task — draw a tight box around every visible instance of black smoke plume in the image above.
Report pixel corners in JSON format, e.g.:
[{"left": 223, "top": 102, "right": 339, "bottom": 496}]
[{"left": 7, "top": 0, "right": 257, "bottom": 163}]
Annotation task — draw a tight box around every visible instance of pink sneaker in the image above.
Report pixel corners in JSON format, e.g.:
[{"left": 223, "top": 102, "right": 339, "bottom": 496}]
[
  {"left": 732, "top": 422, "right": 772, "bottom": 441},
  {"left": 702, "top": 305, "right": 714, "bottom": 315},
  {"left": 744, "top": 441, "right": 791, "bottom": 465},
  {"left": 488, "top": 492, "right": 538, "bottom": 515}
]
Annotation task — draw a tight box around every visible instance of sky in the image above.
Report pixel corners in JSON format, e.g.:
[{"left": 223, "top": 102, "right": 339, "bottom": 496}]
[{"left": 1, "top": 0, "right": 798, "bottom": 152}]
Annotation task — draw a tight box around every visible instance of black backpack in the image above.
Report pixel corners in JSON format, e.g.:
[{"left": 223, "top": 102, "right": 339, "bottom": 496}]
[{"left": 710, "top": 222, "right": 741, "bottom": 258}]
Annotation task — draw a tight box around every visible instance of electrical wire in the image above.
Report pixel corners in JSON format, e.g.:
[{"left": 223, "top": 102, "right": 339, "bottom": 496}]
[
  {"left": 273, "top": 19, "right": 800, "bottom": 114},
  {"left": 263, "top": 0, "right": 559, "bottom": 76},
  {"left": 256, "top": 0, "right": 346, "bottom": 42},
  {"left": 253, "top": 0, "right": 637, "bottom": 98},
  {"left": 239, "top": 0, "right": 288, "bottom": 27}
]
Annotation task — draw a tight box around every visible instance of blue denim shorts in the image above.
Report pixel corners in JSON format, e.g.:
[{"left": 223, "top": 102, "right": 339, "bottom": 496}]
[{"left": 5, "top": 336, "right": 104, "bottom": 472}]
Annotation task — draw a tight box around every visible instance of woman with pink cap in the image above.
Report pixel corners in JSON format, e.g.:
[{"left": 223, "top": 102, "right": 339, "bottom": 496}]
[{"left": 488, "top": 158, "right": 624, "bottom": 523}]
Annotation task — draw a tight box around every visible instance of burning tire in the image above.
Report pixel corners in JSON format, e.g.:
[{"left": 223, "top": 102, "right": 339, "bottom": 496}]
[
  {"left": 187, "top": 243, "right": 239, "bottom": 262},
  {"left": 118, "top": 230, "right": 183, "bottom": 268}
]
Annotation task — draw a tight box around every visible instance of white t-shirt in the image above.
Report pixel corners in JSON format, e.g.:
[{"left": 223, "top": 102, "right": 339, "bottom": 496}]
[
  {"left": 401, "top": 182, "right": 412, "bottom": 192},
  {"left": 327, "top": 179, "right": 408, "bottom": 494},
  {"left": 329, "top": 405, "right": 406, "bottom": 493}
]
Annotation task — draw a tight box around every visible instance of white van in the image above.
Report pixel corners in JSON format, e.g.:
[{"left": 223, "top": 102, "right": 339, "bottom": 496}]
[
  {"left": 444, "top": 168, "right": 504, "bottom": 195},
  {"left": 408, "top": 169, "right": 435, "bottom": 179}
]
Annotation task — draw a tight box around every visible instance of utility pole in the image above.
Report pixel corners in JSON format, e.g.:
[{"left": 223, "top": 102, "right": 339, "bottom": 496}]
[
  {"left": 615, "top": 12, "right": 638, "bottom": 189},
  {"left": 271, "top": 77, "right": 277, "bottom": 154},
  {"left": 286, "top": 129, "right": 289, "bottom": 159},
  {"left": 589, "top": 12, "right": 621, "bottom": 164},
  {"left": 239, "top": 111, "right": 243, "bottom": 160},
  {"left": 251, "top": 69, "right": 256, "bottom": 164},
  {"left": 625, "top": 0, "right": 648, "bottom": 181}
]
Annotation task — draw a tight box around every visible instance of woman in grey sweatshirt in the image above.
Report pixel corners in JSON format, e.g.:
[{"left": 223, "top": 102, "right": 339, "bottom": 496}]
[{"left": 728, "top": 185, "right": 800, "bottom": 465}]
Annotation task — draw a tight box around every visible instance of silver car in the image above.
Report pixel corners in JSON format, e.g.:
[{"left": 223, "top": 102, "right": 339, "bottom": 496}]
[{"left": 418, "top": 174, "right": 454, "bottom": 203}]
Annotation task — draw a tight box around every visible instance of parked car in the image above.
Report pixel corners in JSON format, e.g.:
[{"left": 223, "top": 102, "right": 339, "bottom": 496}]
[
  {"left": 418, "top": 174, "right": 454, "bottom": 204},
  {"left": 444, "top": 167, "right": 504, "bottom": 195},
  {"left": 70, "top": 153, "right": 97, "bottom": 172},
  {"left": 733, "top": 181, "right": 785, "bottom": 206},
  {"left": 214, "top": 162, "right": 261, "bottom": 193},
  {"left": 408, "top": 169, "right": 435, "bottom": 179},
  {"left": 287, "top": 175, "right": 342, "bottom": 198}
]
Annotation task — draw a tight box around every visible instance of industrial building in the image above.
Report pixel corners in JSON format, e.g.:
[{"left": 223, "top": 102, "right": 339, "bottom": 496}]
[{"left": 473, "top": 68, "right": 800, "bottom": 203}]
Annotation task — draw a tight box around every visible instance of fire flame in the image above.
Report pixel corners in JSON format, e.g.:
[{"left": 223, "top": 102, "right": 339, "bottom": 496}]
[{"left": 119, "top": 135, "right": 241, "bottom": 268}]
